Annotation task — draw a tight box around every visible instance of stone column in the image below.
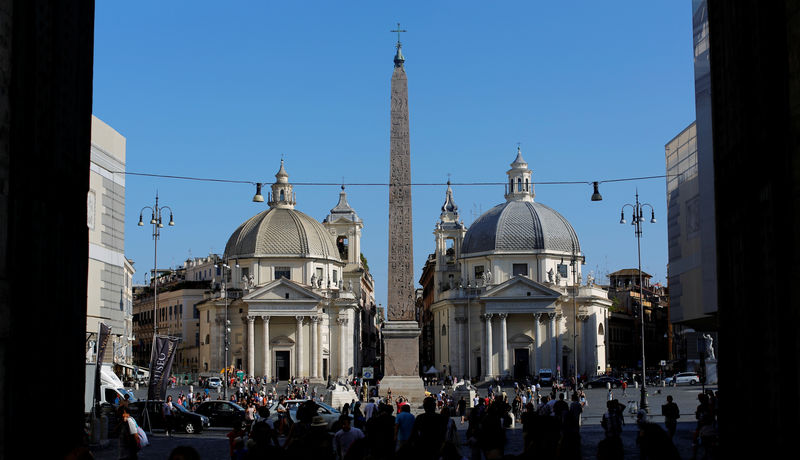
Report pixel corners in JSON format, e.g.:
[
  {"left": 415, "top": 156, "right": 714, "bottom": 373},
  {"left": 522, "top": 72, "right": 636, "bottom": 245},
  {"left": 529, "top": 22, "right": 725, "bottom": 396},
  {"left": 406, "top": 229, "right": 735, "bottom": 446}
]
[
  {"left": 337, "top": 317, "right": 348, "bottom": 379},
  {"left": 310, "top": 316, "right": 319, "bottom": 379},
  {"left": 484, "top": 313, "right": 494, "bottom": 379},
  {"left": 261, "top": 316, "right": 270, "bottom": 379},
  {"left": 498, "top": 313, "right": 508, "bottom": 377},
  {"left": 549, "top": 314, "right": 558, "bottom": 370},
  {"left": 556, "top": 314, "right": 564, "bottom": 375},
  {"left": 295, "top": 316, "right": 305, "bottom": 378},
  {"left": 533, "top": 313, "right": 541, "bottom": 375},
  {"left": 454, "top": 317, "right": 466, "bottom": 378},
  {"left": 247, "top": 316, "right": 255, "bottom": 377}
]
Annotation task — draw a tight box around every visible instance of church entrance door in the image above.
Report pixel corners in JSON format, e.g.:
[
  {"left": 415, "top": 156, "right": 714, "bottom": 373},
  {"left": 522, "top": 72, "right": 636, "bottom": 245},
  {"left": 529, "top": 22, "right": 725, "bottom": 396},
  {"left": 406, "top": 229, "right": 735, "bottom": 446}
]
[
  {"left": 276, "top": 351, "right": 290, "bottom": 381},
  {"left": 514, "top": 348, "right": 530, "bottom": 379}
]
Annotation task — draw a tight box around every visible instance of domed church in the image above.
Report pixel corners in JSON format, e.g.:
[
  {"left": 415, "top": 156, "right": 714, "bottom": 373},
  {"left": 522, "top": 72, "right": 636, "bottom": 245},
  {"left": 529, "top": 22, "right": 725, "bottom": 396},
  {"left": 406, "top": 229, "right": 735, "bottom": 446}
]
[
  {"left": 197, "top": 160, "right": 376, "bottom": 383},
  {"left": 422, "top": 148, "right": 610, "bottom": 382}
]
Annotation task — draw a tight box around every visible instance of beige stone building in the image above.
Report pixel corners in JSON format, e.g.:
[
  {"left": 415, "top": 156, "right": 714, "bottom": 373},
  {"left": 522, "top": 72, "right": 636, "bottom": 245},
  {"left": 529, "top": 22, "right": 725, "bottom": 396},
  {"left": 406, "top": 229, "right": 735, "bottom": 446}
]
[
  {"left": 87, "top": 115, "right": 135, "bottom": 372},
  {"left": 197, "top": 161, "right": 375, "bottom": 382}
]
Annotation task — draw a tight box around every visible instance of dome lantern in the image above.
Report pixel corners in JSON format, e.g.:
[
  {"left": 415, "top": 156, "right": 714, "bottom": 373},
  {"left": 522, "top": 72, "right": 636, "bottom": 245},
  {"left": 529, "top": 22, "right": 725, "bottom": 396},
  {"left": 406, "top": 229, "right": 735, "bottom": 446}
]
[
  {"left": 268, "top": 159, "right": 296, "bottom": 209},
  {"left": 504, "top": 146, "right": 534, "bottom": 202}
]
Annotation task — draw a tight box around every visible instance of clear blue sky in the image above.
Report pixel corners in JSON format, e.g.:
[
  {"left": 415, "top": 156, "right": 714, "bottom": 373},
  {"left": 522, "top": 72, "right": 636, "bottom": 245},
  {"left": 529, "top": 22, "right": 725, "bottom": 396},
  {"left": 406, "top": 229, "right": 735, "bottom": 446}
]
[{"left": 93, "top": 1, "right": 696, "bottom": 307}]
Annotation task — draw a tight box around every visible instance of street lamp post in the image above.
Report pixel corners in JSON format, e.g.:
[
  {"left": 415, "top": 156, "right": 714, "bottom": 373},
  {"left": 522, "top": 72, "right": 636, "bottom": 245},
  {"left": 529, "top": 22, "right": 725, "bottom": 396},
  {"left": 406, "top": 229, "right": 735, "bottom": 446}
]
[
  {"left": 216, "top": 262, "right": 233, "bottom": 399},
  {"left": 619, "top": 190, "right": 656, "bottom": 413},
  {"left": 570, "top": 247, "right": 580, "bottom": 390},
  {"left": 138, "top": 193, "right": 175, "bottom": 363}
]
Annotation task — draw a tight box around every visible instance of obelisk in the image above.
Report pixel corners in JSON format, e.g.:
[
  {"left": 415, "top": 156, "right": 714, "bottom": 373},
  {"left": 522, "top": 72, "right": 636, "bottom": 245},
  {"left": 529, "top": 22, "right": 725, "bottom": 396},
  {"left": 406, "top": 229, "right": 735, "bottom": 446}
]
[{"left": 380, "top": 26, "right": 425, "bottom": 402}]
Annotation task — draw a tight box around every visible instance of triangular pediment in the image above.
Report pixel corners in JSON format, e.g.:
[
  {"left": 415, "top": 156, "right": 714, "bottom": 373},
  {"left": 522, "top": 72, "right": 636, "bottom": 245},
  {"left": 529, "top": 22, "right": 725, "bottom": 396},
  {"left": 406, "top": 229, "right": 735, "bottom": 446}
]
[
  {"left": 483, "top": 275, "right": 562, "bottom": 300},
  {"left": 243, "top": 278, "right": 323, "bottom": 302}
]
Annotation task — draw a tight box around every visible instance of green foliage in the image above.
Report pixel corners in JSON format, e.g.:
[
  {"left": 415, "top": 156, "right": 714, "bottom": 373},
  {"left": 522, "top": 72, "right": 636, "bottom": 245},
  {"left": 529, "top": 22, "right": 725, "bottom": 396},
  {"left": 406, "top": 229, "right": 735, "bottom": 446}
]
[{"left": 360, "top": 253, "right": 370, "bottom": 272}]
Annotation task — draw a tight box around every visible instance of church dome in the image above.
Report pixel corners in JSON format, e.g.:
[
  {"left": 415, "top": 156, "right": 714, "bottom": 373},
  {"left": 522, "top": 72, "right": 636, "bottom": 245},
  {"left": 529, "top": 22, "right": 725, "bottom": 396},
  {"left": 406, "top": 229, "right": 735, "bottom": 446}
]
[
  {"left": 225, "top": 207, "right": 341, "bottom": 261},
  {"left": 461, "top": 200, "right": 580, "bottom": 255}
]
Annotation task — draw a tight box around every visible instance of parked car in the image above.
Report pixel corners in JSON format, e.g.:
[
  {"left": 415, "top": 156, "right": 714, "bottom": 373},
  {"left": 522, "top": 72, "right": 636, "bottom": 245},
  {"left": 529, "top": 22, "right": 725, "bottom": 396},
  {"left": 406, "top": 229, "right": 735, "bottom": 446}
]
[
  {"left": 664, "top": 372, "right": 700, "bottom": 386},
  {"left": 206, "top": 377, "right": 222, "bottom": 388},
  {"left": 585, "top": 376, "right": 623, "bottom": 389},
  {"left": 128, "top": 400, "right": 209, "bottom": 434},
  {"left": 268, "top": 399, "right": 341, "bottom": 432},
  {"left": 194, "top": 400, "right": 245, "bottom": 428}
]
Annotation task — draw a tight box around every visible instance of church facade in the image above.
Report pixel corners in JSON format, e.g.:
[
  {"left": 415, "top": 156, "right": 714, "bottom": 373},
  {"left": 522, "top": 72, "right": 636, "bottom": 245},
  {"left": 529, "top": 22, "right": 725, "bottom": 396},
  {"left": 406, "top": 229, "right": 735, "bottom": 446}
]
[
  {"left": 421, "top": 149, "right": 611, "bottom": 381},
  {"left": 197, "top": 161, "right": 376, "bottom": 382}
]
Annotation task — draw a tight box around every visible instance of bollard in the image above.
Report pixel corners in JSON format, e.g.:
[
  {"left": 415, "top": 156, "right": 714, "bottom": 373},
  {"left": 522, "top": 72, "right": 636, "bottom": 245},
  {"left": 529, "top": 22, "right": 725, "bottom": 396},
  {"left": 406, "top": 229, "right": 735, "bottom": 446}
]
[
  {"left": 606, "top": 382, "right": 611, "bottom": 390},
  {"left": 661, "top": 380, "right": 665, "bottom": 387},
  {"left": 91, "top": 417, "right": 101, "bottom": 444},
  {"left": 634, "top": 381, "right": 639, "bottom": 389},
  {"left": 99, "top": 414, "right": 109, "bottom": 441}
]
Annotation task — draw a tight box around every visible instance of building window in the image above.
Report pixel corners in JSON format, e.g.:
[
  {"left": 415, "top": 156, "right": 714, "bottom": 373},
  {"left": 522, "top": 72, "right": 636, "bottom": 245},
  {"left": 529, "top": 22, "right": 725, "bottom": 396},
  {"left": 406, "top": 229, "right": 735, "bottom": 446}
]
[
  {"left": 285, "top": 293, "right": 290, "bottom": 299},
  {"left": 316, "top": 267, "right": 323, "bottom": 281},
  {"left": 241, "top": 267, "right": 249, "bottom": 281},
  {"left": 205, "top": 334, "right": 210, "bottom": 344},
  {"left": 275, "top": 267, "right": 290, "bottom": 280},
  {"left": 333, "top": 270, "right": 338, "bottom": 284},
  {"left": 516, "top": 178, "right": 522, "bottom": 192},
  {"left": 513, "top": 264, "right": 528, "bottom": 276},
  {"left": 195, "top": 333, "right": 200, "bottom": 347},
  {"left": 557, "top": 264, "right": 568, "bottom": 278},
  {"left": 474, "top": 265, "right": 484, "bottom": 280},
  {"left": 598, "top": 323, "right": 605, "bottom": 335},
  {"left": 337, "top": 236, "right": 349, "bottom": 260},
  {"left": 441, "top": 324, "right": 447, "bottom": 336}
]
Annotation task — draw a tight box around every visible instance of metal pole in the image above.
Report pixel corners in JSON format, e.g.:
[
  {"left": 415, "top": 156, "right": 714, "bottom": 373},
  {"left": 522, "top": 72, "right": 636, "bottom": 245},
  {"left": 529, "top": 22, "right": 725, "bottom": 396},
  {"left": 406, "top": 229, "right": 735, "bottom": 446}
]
[
  {"left": 572, "top": 249, "right": 578, "bottom": 390},
  {"left": 635, "top": 191, "right": 649, "bottom": 413},
  {"left": 153, "top": 194, "right": 159, "bottom": 337},
  {"left": 224, "top": 265, "right": 229, "bottom": 399}
]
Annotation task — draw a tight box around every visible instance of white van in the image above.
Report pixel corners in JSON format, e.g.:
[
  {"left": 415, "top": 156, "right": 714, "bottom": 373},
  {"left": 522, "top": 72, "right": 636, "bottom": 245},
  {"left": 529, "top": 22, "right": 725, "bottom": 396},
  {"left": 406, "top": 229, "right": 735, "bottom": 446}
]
[{"left": 85, "top": 364, "right": 137, "bottom": 413}]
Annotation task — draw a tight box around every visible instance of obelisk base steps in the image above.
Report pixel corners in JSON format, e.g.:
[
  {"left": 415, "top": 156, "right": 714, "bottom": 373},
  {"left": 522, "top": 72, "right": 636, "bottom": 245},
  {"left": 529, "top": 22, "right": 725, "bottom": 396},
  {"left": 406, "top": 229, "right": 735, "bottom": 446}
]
[{"left": 381, "top": 320, "right": 426, "bottom": 403}]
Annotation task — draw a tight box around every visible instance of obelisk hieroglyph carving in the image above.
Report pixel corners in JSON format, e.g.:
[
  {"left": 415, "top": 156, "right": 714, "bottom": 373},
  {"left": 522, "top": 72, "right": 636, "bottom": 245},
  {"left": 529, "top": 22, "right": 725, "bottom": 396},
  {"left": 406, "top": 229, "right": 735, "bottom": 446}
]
[
  {"left": 380, "top": 25, "right": 425, "bottom": 402},
  {"left": 388, "top": 29, "right": 414, "bottom": 322}
]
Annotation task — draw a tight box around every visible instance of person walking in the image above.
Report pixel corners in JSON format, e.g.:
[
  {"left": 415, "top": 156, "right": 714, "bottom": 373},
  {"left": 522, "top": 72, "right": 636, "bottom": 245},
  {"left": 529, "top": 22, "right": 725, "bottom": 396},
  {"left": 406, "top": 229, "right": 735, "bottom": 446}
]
[
  {"left": 662, "top": 395, "right": 680, "bottom": 439},
  {"left": 394, "top": 403, "right": 415, "bottom": 452},
  {"left": 334, "top": 415, "right": 365, "bottom": 460},
  {"left": 621, "top": 379, "right": 628, "bottom": 396},
  {"left": 117, "top": 406, "right": 140, "bottom": 460},
  {"left": 410, "top": 397, "right": 448, "bottom": 460},
  {"left": 457, "top": 396, "right": 467, "bottom": 424},
  {"left": 162, "top": 395, "right": 176, "bottom": 437}
]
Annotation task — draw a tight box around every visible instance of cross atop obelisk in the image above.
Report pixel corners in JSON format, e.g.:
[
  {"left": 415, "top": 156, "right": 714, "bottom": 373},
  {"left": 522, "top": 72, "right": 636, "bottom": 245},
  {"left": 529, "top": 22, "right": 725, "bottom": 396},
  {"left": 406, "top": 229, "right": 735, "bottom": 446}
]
[
  {"left": 391, "top": 23, "right": 407, "bottom": 67},
  {"left": 381, "top": 26, "right": 425, "bottom": 401}
]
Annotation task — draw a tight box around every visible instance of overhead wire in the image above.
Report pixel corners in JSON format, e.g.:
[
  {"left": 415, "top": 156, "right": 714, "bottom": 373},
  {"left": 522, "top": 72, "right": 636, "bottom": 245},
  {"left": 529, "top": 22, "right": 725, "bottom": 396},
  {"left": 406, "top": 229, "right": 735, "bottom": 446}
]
[{"left": 119, "top": 171, "right": 675, "bottom": 187}]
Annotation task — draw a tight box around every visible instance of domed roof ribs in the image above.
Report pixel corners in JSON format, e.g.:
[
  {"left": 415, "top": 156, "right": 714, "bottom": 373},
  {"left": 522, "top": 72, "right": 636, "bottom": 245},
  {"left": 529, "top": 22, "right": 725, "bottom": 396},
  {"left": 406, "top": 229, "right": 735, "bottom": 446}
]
[{"left": 285, "top": 209, "right": 310, "bottom": 255}]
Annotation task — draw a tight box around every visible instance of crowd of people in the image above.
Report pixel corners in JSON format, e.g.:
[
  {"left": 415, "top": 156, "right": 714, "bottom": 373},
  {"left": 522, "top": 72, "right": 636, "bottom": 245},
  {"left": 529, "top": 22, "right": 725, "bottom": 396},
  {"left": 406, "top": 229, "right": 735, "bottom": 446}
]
[{"left": 114, "top": 372, "right": 718, "bottom": 460}]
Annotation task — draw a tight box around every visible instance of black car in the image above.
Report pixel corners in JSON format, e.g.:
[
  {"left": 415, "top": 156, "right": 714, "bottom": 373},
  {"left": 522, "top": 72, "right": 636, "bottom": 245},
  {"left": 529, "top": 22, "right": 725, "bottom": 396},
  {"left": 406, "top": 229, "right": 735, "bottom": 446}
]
[
  {"left": 585, "top": 376, "right": 623, "bottom": 389},
  {"left": 194, "top": 400, "right": 246, "bottom": 428},
  {"left": 128, "top": 400, "right": 210, "bottom": 434}
]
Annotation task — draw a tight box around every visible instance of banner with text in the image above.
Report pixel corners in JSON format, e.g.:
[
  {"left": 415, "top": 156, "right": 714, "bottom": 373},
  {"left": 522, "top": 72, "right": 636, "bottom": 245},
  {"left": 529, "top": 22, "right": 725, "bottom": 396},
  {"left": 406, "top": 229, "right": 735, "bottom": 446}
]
[
  {"left": 96, "top": 323, "right": 111, "bottom": 367},
  {"left": 147, "top": 335, "right": 181, "bottom": 401}
]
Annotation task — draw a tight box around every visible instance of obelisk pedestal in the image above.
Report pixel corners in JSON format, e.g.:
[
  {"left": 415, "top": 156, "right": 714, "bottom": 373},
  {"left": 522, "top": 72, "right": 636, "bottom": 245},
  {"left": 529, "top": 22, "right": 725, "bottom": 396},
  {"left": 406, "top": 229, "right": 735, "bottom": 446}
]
[{"left": 380, "top": 33, "right": 425, "bottom": 404}]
